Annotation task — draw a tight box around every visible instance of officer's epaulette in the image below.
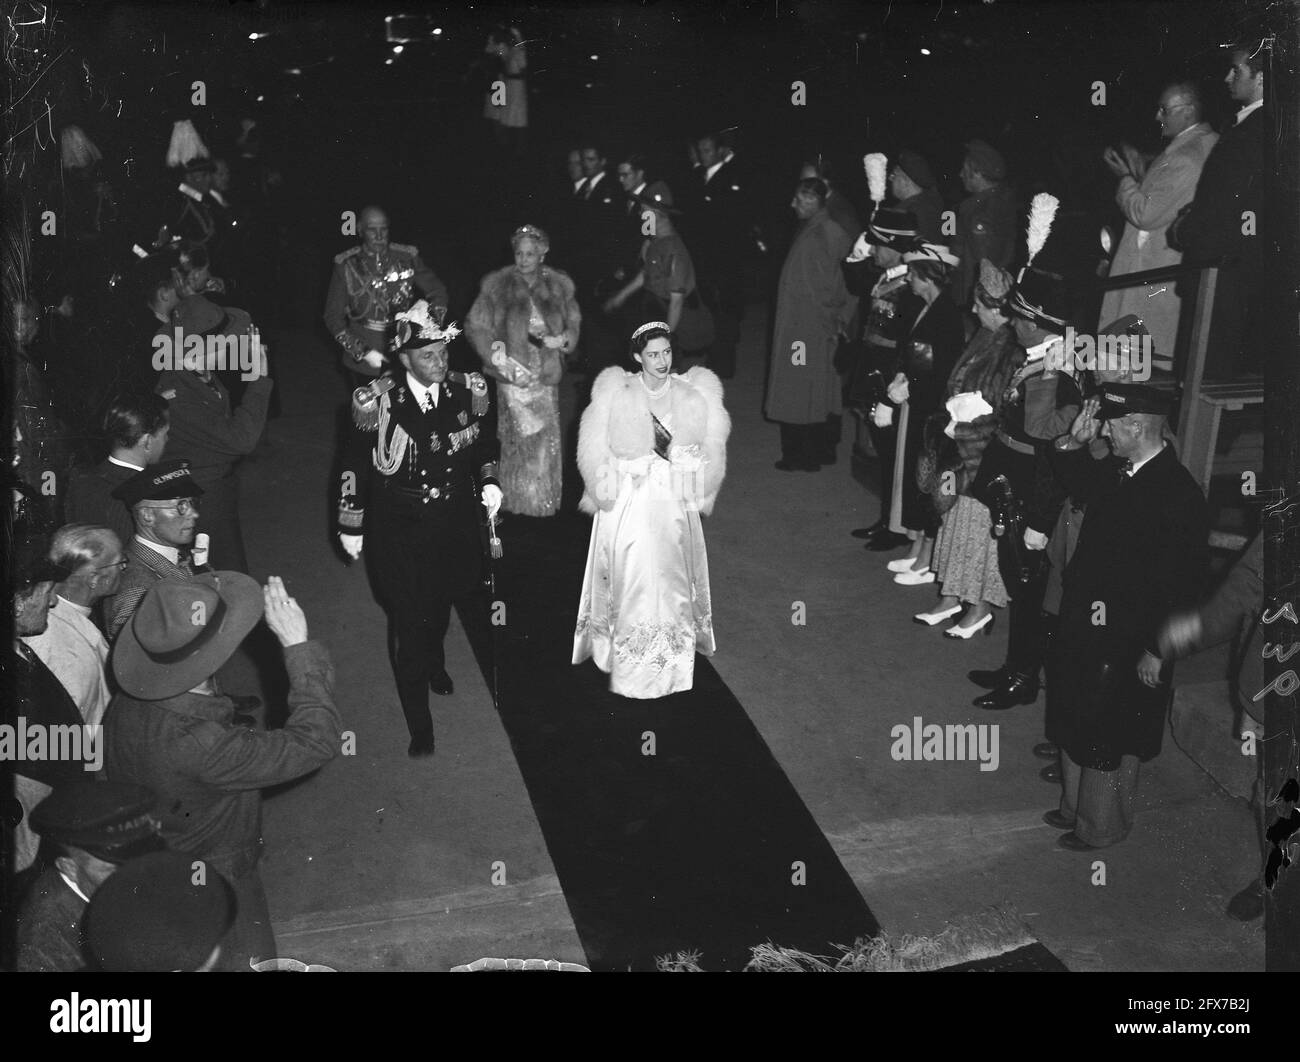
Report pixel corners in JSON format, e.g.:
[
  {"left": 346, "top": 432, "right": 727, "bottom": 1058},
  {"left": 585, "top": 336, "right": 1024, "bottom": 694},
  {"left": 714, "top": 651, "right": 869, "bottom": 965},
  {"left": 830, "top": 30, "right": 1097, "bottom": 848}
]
[
  {"left": 448, "top": 371, "right": 489, "bottom": 417},
  {"left": 333, "top": 246, "right": 361, "bottom": 266},
  {"left": 351, "top": 374, "right": 398, "bottom": 430},
  {"left": 389, "top": 242, "right": 419, "bottom": 256}
]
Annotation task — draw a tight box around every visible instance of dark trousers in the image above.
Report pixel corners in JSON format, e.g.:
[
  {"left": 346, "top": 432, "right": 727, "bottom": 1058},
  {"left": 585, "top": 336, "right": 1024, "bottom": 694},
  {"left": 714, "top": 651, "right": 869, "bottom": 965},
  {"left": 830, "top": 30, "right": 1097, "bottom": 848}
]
[
  {"left": 217, "top": 867, "right": 275, "bottom": 971},
  {"left": 699, "top": 269, "right": 744, "bottom": 379},
  {"left": 869, "top": 421, "right": 897, "bottom": 524},
  {"left": 1003, "top": 564, "right": 1054, "bottom": 681},
  {"left": 370, "top": 490, "right": 483, "bottom": 741},
  {"left": 197, "top": 473, "right": 248, "bottom": 573}
]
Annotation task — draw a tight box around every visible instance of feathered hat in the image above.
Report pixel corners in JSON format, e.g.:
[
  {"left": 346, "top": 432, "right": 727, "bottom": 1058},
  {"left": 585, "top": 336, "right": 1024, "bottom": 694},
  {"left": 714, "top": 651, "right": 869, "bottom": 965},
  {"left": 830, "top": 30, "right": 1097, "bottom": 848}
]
[
  {"left": 1010, "top": 193, "right": 1071, "bottom": 333},
  {"left": 863, "top": 153, "right": 889, "bottom": 211},
  {"left": 390, "top": 300, "right": 462, "bottom": 354}
]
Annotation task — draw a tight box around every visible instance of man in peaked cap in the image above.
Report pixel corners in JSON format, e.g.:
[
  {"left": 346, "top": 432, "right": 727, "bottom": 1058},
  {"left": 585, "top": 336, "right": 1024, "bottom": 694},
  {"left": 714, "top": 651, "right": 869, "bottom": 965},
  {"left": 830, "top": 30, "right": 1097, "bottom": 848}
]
[
  {"left": 1043, "top": 384, "right": 1208, "bottom": 850},
  {"left": 323, "top": 204, "right": 446, "bottom": 379},
  {"left": 890, "top": 149, "right": 945, "bottom": 242},
  {"left": 104, "top": 573, "right": 342, "bottom": 970},
  {"left": 83, "top": 850, "right": 236, "bottom": 972},
  {"left": 107, "top": 458, "right": 206, "bottom": 639},
  {"left": 16, "top": 780, "right": 164, "bottom": 971},
  {"left": 337, "top": 301, "right": 502, "bottom": 758}
]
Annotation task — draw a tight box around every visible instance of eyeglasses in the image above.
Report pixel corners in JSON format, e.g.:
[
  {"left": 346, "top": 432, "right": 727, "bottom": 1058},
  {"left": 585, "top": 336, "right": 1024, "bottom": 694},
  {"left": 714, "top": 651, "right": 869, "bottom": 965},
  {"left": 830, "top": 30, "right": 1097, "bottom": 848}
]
[
  {"left": 94, "top": 557, "right": 130, "bottom": 572},
  {"left": 1157, "top": 102, "right": 1190, "bottom": 115},
  {"left": 137, "top": 498, "right": 200, "bottom": 516}
]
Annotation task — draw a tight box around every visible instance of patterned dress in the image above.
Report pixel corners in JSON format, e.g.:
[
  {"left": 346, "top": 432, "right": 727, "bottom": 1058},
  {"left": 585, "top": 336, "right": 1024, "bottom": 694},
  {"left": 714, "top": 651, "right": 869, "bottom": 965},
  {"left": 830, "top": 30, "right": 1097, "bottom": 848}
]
[{"left": 495, "top": 297, "right": 562, "bottom": 516}]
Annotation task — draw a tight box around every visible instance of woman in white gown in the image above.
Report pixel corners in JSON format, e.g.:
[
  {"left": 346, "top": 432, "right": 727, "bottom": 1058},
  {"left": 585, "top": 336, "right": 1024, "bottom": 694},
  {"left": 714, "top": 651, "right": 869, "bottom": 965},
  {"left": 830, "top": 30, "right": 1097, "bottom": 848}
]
[{"left": 572, "top": 322, "right": 730, "bottom": 698}]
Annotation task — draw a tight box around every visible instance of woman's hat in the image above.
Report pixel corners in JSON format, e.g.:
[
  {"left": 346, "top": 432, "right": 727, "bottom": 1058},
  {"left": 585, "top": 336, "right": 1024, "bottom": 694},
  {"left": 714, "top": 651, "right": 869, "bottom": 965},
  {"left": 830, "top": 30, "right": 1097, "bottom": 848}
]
[
  {"left": 974, "top": 259, "right": 1014, "bottom": 309},
  {"left": 173, "top": 295, "right": 253, "bottom": 342},
  {"left": 633, "top": 181, "right": 680, "bottom": 216},
  {"left": 112, "top": 573, "right": 265, "bottom": 700},
  {"left": 390, "top": 300, "right": 462, "bottom": 356},
  {"left": 902, "top": 242, "right": 960, "bottom": 269}
]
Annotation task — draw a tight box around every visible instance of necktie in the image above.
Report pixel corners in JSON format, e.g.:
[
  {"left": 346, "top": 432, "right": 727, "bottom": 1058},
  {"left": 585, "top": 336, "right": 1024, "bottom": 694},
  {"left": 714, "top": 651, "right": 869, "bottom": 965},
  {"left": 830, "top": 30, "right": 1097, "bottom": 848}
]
[{"left": 177, "top": 548, "right": 194, "bottom": 574}]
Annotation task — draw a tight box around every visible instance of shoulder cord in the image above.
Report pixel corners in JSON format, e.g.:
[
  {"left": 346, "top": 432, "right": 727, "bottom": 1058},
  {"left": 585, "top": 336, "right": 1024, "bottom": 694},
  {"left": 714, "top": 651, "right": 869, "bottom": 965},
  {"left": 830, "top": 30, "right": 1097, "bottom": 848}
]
[{"left": 372, "top": 397, "right": 410, "bottom": 475}]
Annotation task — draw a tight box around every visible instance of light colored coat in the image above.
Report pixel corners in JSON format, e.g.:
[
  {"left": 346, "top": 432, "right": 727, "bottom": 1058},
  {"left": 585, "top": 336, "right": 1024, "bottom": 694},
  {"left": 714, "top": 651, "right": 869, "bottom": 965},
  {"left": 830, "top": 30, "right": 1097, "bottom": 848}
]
[
  {"left": 577, "top": 366, "right": 729, "bottom": 515},
  {"left": 764, "top": 209, "right": 856, "bottom": 424},
  {"left": 1099, "top": 122, "right": 1218, "bottom": 359}
]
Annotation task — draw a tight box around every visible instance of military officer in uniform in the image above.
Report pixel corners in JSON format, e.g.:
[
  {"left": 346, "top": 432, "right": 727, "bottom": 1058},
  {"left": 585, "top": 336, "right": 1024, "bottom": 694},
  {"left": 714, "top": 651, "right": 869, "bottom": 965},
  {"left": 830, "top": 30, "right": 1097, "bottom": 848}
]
[
  {"left": 323, "top": 205, "right": 447, "bottom": 380},
  {"left": 337, "top": 301, "right": 503, "bottom": 757}
]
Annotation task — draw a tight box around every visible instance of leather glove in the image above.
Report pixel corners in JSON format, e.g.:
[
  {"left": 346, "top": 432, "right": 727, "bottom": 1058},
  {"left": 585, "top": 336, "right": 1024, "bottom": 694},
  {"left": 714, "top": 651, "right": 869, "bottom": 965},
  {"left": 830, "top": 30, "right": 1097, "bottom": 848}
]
[{"left": 339, "top": 534, "right": 363, "bottom": 560}]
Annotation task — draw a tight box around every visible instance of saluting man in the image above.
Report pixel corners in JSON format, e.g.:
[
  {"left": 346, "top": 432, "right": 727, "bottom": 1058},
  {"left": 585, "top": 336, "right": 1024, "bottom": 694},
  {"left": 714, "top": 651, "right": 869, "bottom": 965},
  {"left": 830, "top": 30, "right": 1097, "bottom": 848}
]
[
  {"left": 323, "top": 205, "right": 448, "bottom": 379},
  {"left": 337, "top": 301, "right": 503, "bottom": 757}
]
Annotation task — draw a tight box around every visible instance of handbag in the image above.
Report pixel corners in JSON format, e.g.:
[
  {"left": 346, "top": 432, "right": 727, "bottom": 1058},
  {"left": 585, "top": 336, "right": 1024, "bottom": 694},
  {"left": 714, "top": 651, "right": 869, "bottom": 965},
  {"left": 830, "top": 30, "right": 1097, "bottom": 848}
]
[{"left": 917, "top": 412, "right": 962, "bottom": 516}]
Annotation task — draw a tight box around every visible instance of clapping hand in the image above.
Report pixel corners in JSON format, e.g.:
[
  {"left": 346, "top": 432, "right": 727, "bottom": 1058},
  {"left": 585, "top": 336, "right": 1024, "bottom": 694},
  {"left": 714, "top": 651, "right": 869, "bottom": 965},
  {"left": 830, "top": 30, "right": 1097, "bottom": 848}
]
[{"left": 1103, "top": 146, "right": 1130, "bottom": 178}]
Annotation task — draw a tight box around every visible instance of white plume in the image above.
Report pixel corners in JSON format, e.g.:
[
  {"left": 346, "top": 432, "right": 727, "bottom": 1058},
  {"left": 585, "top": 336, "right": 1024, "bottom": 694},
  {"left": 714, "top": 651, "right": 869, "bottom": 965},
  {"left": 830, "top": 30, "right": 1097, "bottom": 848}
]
[
  {"left": 1025, "top": 193, "right": 1059, "bottom": 266},
  {"left": 863, "top": 153, "right": 889, "bottom": 205},
  {"left": 166, "top": 119, "right": 209, "bottom": 169}
]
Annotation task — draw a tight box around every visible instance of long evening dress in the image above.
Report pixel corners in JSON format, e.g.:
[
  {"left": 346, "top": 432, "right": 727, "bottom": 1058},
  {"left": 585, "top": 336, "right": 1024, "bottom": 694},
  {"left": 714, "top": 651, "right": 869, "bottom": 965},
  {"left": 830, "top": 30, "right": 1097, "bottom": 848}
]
[{"left": 573, "top": 369, "right": 727, "bottom": 699}]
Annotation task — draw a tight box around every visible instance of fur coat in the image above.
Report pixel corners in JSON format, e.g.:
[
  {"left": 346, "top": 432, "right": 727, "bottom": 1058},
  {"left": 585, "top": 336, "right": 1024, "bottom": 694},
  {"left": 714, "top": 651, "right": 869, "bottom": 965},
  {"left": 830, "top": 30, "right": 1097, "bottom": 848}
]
[
  {"left": 577, "top": 366, "right": 730, "bottom": 516},
  {"left": 465, "top": 265, "right": 581, "bottom": 382}
]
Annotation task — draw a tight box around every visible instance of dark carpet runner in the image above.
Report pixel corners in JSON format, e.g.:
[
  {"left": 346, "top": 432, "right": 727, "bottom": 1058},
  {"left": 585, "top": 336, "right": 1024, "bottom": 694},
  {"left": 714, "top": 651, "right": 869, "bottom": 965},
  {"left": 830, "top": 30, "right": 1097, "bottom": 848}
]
[{"left": 460, "top": 510, "right": 880, "bottom": 971}]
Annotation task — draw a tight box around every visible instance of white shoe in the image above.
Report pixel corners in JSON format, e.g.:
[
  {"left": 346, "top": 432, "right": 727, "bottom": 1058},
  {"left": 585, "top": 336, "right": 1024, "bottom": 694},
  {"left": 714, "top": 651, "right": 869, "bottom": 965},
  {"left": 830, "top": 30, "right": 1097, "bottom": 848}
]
[
  {"left": 887, "top": 557, "right": 920, "bottom": 573},
  {"left": 894, "top": 568, "right": 936, "bottom": 585},
  {"left": 913, "top": 603, "right": 962, "bottom": 626}
]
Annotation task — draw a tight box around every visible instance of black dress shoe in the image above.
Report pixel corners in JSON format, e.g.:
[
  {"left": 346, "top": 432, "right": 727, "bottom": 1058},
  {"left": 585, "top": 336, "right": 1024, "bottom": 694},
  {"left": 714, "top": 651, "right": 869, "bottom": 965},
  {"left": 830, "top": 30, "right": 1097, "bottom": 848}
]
[
  {"left": 850, "top": 523, "right": 886, "bottom": 540},
  {"left": 1042, "top": 809, "right": 1074, "bottom": 830},
  {"left": 864, "top": 531, "right": 910, "bottom": 551},
  {"left": 967, "top": 667, "right": 1008, "bottom": 689},
  {"left": 1032, "top": 741, "right": 1060, "bottom": 760},
  {"left": 430, "top": 671, "right": 454, "bottom": 696},
  {"left": 407, "top": 734, "right": 436, "bottom": 758},
  {"left": 973, "top": 675, "right": 1040, "bottom": 710},
  {"left": 1225, "top": 879, "right": 1264, "bottom": 921},
  {"left": 1040, "top": 763, "right": 1061, "bottom": 783},
  {"left": 1058, "top": 831, "right": 1102, "bottom": 851}
]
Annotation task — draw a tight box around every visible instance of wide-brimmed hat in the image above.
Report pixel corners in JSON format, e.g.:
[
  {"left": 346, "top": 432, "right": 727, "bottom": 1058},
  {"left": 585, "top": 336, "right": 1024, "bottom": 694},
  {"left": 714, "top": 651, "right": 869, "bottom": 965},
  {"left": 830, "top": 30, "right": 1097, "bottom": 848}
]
[
  {"left": 902, "top": 242, "right": 960, "bottom": 269},
  {"left": 896, "top": 149, "right": 936, "bottom": 190},
  {"left": 113, "top": 573, "right": 264, "bottom": 700},
  {"left": 390, "top": 299, "right": 462, "bottom": 357}
]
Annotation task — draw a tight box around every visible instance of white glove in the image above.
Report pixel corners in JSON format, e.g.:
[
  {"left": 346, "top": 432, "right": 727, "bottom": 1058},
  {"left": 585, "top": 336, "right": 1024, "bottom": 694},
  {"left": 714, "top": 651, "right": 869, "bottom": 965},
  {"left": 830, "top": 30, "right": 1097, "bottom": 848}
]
[
  {"left": 360, "top": 350, "right": 386, "bottom": 371},
  {"left": 1023, "top": 528, "right": 1049, "bottom": 551},
  {"left": 846, "top": 231, "right": 872, "bottom": 263},
  {"left": 871, "top": 403, "right": 894, "bottom": 428},
  {"left": 481, "top": 483, "right": 503, "bottom": 520},
  {"left": 887, "top": 378, "right": 910, "bottom": 404},
  {"left": 943, "top": 418, "right": 957, "bottom": 440},
  {"left": 339, "top": 534, "right": 363, "bottom": 559}
]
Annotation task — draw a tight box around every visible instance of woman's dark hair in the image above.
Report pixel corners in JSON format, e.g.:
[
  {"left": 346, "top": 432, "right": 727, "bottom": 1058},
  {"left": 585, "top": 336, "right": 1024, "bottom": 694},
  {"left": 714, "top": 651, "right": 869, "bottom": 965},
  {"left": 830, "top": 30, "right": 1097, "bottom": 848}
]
[
  {"left": 794, "top": 177, "right": 828, "bottom": 204},
  {"left": 103, "top": 391, "right": 169, "bottom": 450},
  {"left": 629, "top": 323, "right": 672, "bottom": 359},
  {"left": 908, "top": 259, "right": 951, "bottom": 287}
]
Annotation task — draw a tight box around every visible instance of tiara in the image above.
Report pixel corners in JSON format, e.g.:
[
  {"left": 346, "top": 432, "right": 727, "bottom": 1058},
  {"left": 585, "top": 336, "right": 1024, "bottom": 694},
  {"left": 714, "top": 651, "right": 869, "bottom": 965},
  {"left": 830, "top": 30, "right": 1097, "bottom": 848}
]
[
  {"left": 631, "top": 321, "right": 671, "bottom": 341},
  {"left": 513, "top": 224, "right": 548, "bottom": 242}
]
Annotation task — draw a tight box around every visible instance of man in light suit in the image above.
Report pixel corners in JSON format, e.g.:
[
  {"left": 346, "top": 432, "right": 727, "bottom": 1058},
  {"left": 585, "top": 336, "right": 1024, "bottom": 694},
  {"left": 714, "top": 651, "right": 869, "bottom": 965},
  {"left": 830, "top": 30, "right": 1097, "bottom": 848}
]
[{"left": 1099, "top": 82, "right": 1217, "bottom": 365}]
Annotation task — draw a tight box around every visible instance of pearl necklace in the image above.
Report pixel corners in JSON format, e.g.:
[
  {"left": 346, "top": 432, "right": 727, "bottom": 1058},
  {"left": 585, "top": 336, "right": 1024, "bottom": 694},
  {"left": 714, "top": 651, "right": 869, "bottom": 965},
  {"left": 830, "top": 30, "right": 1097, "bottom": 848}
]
[{"left": 640, "top": 372, "right": 670, "bottom": 399}]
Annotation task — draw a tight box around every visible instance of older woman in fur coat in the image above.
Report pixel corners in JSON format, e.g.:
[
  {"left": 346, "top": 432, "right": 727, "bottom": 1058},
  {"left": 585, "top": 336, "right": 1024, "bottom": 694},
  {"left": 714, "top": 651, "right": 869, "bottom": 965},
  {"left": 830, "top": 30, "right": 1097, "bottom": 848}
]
[
  {"left": 572, "top": 323, "right": 730, "bottom": 699},
  {"left": 467, "top": 225, "right": 580, "bottom": 516}
]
